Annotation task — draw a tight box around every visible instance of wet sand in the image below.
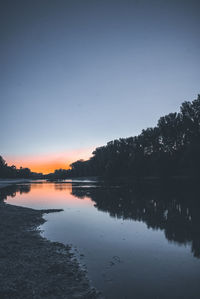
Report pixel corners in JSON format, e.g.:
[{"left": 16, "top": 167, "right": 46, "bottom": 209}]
[{"left": 0, "top": 201, "right": 100, "bottom": 298}]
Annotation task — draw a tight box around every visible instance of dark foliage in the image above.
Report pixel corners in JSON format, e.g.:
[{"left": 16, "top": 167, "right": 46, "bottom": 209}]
[
  {"left": 2, "top": 95, "right": 200, "bottom": 180},
  {"left": 69, "top": 95, "right": 200, "bottom": 179},
  {"left": 45, "top": 169, "right": 69, "bottom": 180},
  {"left": 0, "top": 156, "right": 42, "bottom": 179}
]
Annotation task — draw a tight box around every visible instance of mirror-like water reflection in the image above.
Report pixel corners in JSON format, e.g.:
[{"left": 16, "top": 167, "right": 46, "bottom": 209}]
[{"left": 2, "top": 181, "right": 200, "bottom": 298}]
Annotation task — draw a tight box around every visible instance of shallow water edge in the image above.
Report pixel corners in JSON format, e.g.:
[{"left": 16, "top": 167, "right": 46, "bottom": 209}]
[{"left": 0, "top": 200, "right": 101, "bottom": 298}]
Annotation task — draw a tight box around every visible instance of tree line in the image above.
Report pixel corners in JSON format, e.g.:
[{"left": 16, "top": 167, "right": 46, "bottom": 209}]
[
  {"left": 0, "top": 156, "right": 42, "bottom": 179},
  {"left": 2, "top": 95, "right": 200, "bottom": 180},
  {"left": 68, "top": 95, "right": 200, "bottom": 179}
]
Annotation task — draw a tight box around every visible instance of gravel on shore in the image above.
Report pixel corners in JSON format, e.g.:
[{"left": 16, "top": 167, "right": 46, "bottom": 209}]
[{"left": 0, "top": 202, "right": 100, "bottom": 299}]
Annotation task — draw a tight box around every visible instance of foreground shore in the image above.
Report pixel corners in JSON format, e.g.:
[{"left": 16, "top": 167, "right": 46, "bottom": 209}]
[{"left": 0, "top": 201, "right": 100, "bottom": 298}]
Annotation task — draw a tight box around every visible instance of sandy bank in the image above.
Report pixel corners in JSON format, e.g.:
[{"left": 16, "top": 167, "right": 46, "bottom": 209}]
[{"left": 0, "top": 202, "right": 100, "bottom": 298}]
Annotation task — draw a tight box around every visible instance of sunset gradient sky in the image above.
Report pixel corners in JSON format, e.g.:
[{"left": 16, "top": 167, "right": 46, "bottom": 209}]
[
  {"left": 5, "top": 148, "right": 93, "bottom": 174},
  {"left": 1, "top": 0, "right": 200, "bottom": 173}
]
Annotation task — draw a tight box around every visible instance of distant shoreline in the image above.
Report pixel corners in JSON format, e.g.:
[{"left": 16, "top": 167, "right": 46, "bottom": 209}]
[{"left": 0, "top": 178, "right": 33, "bottom": 189}]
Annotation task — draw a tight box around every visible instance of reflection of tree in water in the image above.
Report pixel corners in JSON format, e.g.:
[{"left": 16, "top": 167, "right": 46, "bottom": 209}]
[
  {"left": 71, "top": 182, "right": 200, "bottom": 258},
  {"left": 54, "top": 183, "right": 71, "bottom": 191},
  {"left": 0, "top": 185, "right": 31, "bottom": 201}
]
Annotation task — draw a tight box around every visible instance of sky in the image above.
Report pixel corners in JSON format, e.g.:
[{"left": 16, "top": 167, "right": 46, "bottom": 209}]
[{"left": 1, "top": 0, "right": 200, "bottom": 173}]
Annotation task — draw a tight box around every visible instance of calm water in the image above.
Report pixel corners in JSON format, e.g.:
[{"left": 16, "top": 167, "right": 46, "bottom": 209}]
[{"left": 3, "top": 181, "right": 200, "bottom": 298}]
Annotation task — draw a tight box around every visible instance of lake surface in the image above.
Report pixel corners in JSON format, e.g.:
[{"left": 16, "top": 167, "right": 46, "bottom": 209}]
[{"left": 3, "top": 180, "right": 200, "bottom": 298}]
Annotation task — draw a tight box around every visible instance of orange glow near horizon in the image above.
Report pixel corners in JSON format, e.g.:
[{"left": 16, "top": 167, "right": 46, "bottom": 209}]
[{"left": 5, "top": 148, "right": 93, "bottom": 174}]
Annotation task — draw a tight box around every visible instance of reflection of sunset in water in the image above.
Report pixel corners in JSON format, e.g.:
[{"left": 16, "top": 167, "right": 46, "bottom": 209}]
[
  {"left": 6, "top": 183, "right": 93, "bottom": 209},
  {"left": 4, "top": 181, "right": 200, "bottom": 299}
]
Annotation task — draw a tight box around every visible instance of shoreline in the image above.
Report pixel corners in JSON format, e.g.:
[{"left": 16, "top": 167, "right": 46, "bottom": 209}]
[{"left": 0, "top": 200, "right": 100, "bottom": 298}]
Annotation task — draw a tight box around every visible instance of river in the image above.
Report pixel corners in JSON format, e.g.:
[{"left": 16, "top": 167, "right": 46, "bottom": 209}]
[{"left": 4, "top": 180, "right": 200, "bottom": 298}]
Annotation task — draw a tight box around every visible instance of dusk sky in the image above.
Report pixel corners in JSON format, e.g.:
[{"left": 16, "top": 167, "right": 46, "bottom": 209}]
[{"left": 1, "top": 0, "right": 199, "bottom": 173}]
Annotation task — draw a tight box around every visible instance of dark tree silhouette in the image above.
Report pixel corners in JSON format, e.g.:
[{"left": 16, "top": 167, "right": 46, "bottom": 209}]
[
  {"left": 46, "top": 168, "right": 69, "bottom": 180},
  {"left": 0, "top": 156, "right": 42, "bottom": 179},
  {"left": 68, "top": 95, "right": 200, "bottom": 180},
  {"left": 2, "top": 95, "right": 200, "bottom": 180}
]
